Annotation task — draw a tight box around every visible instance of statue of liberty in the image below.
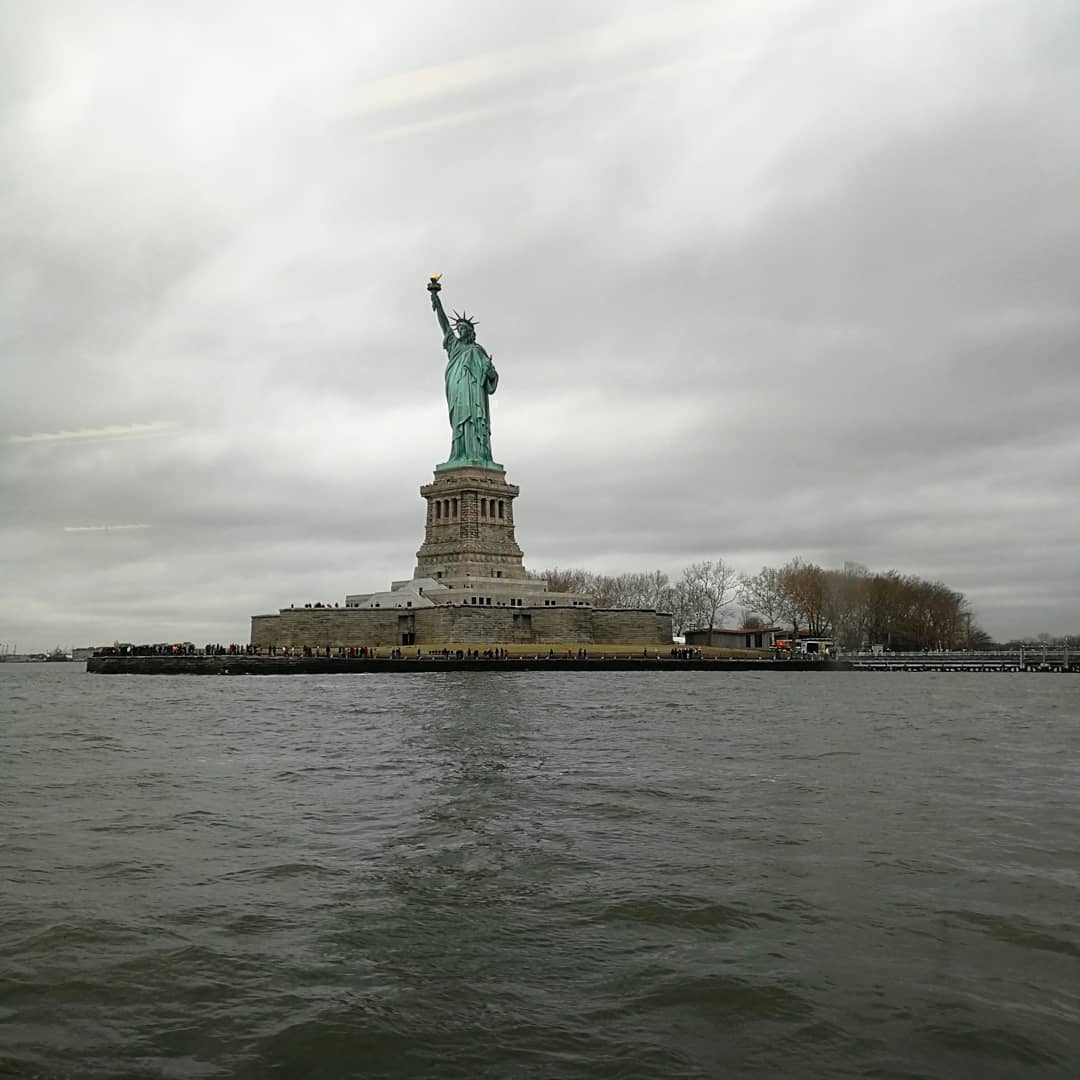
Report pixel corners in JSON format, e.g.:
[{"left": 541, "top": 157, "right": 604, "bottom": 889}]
[{"left": 428, "top": 276, "right": 500, "bottom": 470}]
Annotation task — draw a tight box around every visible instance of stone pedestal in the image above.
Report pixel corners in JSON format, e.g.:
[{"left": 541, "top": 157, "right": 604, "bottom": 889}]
[
  {"left": 249, "top": 462, "right": 674, "bottom": 649},
  {"left": 415, "top": 466, "right": 528, "bottom": 582}
]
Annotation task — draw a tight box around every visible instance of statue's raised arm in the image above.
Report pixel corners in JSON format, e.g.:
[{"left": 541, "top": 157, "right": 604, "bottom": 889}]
[
  {"left": 428, "top": 275, "right": 451, "bottom": 337},
  {"left": 425, "top": 274, "right": 501, "bottom": 472}
]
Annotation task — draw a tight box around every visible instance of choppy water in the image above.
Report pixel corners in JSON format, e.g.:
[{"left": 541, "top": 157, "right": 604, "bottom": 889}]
[{"left": 1, "top": 664, "right": 1078, "bottom": 1079}]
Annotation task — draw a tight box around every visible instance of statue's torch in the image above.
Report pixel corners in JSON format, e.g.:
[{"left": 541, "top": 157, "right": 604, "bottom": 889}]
[{"left": 427, "top": 273, "right": 442, "bottom": 295}]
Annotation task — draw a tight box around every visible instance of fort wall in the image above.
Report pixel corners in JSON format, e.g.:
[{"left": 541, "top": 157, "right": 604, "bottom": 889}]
[{"left": 250, "top": 604, "right": 672, "bottom": 649}]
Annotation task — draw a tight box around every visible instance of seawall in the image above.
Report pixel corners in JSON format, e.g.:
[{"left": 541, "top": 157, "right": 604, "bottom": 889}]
[{"left": 87, "top": 655, "right": 847, "bottom": 676}]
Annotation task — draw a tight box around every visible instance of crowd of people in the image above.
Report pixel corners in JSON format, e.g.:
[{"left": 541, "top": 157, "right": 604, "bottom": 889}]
[{"left": 670, "top": 647, "right": 704, "bottom": 659}]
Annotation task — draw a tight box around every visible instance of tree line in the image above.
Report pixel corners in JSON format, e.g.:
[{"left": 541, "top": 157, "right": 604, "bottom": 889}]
[
  {"left": 526, "top": 562, "right": 736, "bottom": 639},
  {"left": 528, "top": 558, "right": 984, "bottom": 650}
]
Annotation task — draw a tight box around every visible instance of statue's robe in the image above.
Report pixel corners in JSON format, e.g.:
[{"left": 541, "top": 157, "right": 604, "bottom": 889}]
[{"left": 443, "top": 327, "right": 498, "bottom": 465}]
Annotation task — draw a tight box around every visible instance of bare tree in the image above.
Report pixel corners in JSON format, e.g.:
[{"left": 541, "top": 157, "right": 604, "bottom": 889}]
[
  {"left": 642, "top": 569, "right": 672, "bottom": 610},
  {"left": 738, "top": 567, "right": 788, "bottom": 627},
  {"left": 528, "top": 566, "right": 674, "bottom": 611},
  {"left": 590, "top": 574, "right": 626, "bottom": 609},
  {"left": 823, "top": 564, "right": 869, "bottom": 649},
  {"left": 667, "top": 580, "right": 699, "bottom": 637},
  {"left": 611, "top": 572, "right": 649, "bottom": 608},
  {"left": 527, "top": 567, "right": 595, "bottom": 595},
  {"left": 778, "top": 558, "right": 830, "bottom": 637},
  {"left": 683, "top": 559, "right": 739, "bottom": 645},
  {"left": 614, "top": 569, "right": 671, "bottom": 610}
]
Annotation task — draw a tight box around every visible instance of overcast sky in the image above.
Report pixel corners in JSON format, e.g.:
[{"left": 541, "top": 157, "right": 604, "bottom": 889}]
[{"left": 3, "top": 0, "right": 1078, "bottom": 650}]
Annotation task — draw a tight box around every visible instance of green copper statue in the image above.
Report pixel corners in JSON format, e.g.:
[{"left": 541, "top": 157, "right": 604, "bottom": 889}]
[{"left": 428, "top": 275, "right": 501, "bottom": 471}]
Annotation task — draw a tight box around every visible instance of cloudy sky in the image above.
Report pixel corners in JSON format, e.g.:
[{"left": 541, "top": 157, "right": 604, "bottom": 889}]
[{"left": 3, "top": 0, "right": 1078, "bottom": 650}]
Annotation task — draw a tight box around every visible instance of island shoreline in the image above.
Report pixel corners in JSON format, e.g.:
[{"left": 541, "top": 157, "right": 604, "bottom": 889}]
[{"left": 87, "top": 655, "right": 845, "bottom": 675}]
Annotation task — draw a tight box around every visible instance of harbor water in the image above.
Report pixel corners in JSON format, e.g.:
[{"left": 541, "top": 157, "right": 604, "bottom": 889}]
[{"left": 1, "top": 664, "right": 1078, "bottom": 1078}]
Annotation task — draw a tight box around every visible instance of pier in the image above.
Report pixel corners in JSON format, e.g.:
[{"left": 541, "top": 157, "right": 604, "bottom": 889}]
[{"left": 842, "top": 649, "right": 1075, "bottom": 673}]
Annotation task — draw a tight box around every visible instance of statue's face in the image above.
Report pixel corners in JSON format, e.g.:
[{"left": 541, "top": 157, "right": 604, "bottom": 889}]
[{"left": 458, "top": 324, "right": 475, "bottom": 343}]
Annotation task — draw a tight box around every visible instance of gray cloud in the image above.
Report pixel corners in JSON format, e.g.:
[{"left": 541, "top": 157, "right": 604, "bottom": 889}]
[{"left": 3, "top": 0, "right": 1079, "bottom": 648}]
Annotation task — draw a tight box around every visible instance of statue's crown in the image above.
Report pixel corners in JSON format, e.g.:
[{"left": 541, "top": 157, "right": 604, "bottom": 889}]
[{"left": 452, "top": 309, "right": 477, "bottom": 332}]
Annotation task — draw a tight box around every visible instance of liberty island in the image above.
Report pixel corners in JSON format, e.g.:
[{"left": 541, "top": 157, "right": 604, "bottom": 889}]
[{"left": 84, "top": 277, "right": 1057, "bottom": 675}]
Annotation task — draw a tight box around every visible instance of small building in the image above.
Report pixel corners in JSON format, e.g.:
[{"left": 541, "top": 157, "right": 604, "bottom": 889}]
[
  {"left": 775, "top": 632, "right": 834, "bottom": 655},
  {"left": 684, "top": 626, "right": 781, "bottom": 649}
]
